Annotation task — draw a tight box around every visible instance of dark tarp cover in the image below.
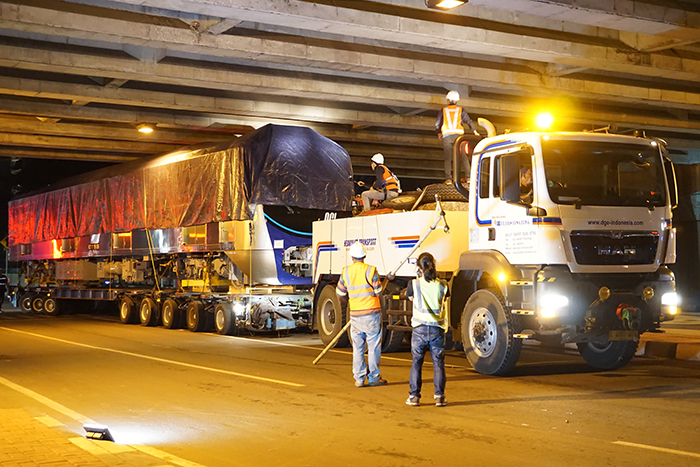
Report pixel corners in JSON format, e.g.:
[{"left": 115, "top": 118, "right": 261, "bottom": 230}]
[{"left": 9, "top": 124, "right": 353, "bottom": 246}]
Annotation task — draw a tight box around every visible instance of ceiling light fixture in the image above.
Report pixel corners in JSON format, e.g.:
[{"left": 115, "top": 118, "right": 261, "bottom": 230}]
[
  {"left": 137, "top": 123, "right": 154, "bottom": 134},
  {"left": 425, "top": 0, "right": 466, "bottom": 10}
]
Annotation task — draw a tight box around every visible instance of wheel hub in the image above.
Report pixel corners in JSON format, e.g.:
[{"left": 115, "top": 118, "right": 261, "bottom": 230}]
[{"left": 469, "top": 307, "right": 497, "bottom": 358}]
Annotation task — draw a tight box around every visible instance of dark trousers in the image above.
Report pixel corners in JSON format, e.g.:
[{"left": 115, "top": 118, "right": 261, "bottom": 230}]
[
  {"left": 442, "top": 135, "right": 470, "bottom": 181},
  {"left": 409, "top": 325, "right": 446, "bottom": 398}
]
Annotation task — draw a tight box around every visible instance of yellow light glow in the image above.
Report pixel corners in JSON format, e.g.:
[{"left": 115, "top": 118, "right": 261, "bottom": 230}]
[
  {"left": 137, "top": 123, "right": 154, "bottom": 134},
  {"left": 535, "top": 112, "right": 554, "bottom": 130},
  {"left": 435, "top": 0, "right": 465, "bottom": 8},
  {"left": 643, "top": 286, "right": 654, "bottom": 300},
  {"left": 52, "top": 239, "right": 63, "bottom": 259},
  {"left": 666, "top": 306, "right": 678, "bottom": 315},
  {"left": 498, "top": 272, "right": 507, "bottom": 282},
  {"left": 540, "top": 308, "right": 556, "bottom": 318},
  {"left": 117, "top": 233, "right": 132, "bottom": 238},
  {"left": 598, "top": 286, "right": 610, "bottom": 301}
]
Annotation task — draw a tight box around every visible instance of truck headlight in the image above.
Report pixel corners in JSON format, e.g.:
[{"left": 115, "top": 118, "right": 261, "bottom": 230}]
[
  {"left": 661, "top": 292, "right": 679, "bottom": 315},
  {"left": 539, "top": 294, "right": 569, "bottom": 318}
]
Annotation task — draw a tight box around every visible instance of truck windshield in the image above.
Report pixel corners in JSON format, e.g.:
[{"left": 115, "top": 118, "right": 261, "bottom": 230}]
[{"left": 542, "top": 139, "right": 666, "bottom": 208}]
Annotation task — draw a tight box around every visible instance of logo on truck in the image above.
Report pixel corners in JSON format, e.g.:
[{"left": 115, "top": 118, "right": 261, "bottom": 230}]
[{"left": 389, "top": 236, "right": 420, "bottom": 249}]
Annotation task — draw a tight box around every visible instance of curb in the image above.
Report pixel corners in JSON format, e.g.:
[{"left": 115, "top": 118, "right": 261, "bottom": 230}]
[{"left": 637, "top": 340, "right": 700, "bottom": 361}]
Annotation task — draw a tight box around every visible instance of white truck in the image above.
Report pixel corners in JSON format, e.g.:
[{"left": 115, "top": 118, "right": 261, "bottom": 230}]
[{"left": 312, "top": 124, "right": 680, "bottom": 375}]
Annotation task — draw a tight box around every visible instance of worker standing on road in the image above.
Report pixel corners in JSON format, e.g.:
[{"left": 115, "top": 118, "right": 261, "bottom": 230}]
[
  {"left": 436, "top": 91, "right": 479, "bottom": 182},
  {"left": 336, "top": 241, "right": 388, "bottom": 388},
  {"left": 0, "top": 269, "right": 8, "bottom": 312},
  {"left": 358, "top": 153, "right": 400, "bottom": 212},
  {"left": 405, "top": 252, "right": 449, "bottom": 407}
]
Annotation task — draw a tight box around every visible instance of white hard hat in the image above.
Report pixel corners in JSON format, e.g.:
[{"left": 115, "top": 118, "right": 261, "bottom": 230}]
[
  {"left": 349, "top": 241, "right": 366, "bottom": 259},
  {"left": 371, "top": 153, "right": 384, "bottom": 165},
  {"left": 446, "top": 90, "right": 460, "bottom": 103}
]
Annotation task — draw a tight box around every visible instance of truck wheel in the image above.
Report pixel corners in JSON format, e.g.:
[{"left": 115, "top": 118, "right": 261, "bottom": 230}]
[
  {"left": 31, "top": 296, "right": 45, "bottom": 313},
  {"left": 161, "top": 299, "right": 182, "bottom": 329},
  {"left": 214, "top": 303, "right": 239, "bottom": 336},
  {"left": 461, "top": 289, "right": 522, "bottom": 375},
  {"left": 119, "top": 297, "right": 139, "bottom": 324},
  {"left": 187, "top": 301, "right": 211, "bottom": 332},
  {"left": 577, "top": 340, "right": 638, "bottom": 371},
  {"left": 316, "top": 285, "right": 349, "bottom": 347},
  {"left": 381, "top": 326, "right": 404, "bottom": 353},
  {"left": 139, "top": 297, "right": 159, "bottom": 326},
  {"left": 44, "top": 297, "right": 61, "bottom": 316},
  {"left": 20, "top": 293, "right": 35, "bottom": 313}
]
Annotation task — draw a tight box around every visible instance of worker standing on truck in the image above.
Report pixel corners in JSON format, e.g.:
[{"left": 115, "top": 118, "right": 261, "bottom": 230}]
[
  {"left": 405, "top": 252, "right": 449, "bottom": 407},
  {"left": 436, "top": 91, "right": 479, "bottom": 182},
  {"left": 358, "top": 153, "right": 400, "bottom": 212},
  {"left": 336, "top": 242, "right": 388, "bottom": 388},
  {"left": 0, "top": 269, "right": 8, "bottom": 312}
]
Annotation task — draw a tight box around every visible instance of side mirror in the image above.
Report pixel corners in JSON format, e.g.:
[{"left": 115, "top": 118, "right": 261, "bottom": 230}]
[{"left": 664, "top": 156, "right": 678, "bottom": 210}]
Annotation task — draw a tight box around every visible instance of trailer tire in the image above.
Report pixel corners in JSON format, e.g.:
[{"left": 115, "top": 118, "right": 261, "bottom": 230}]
[
  {"left": 161, "top": 299, "right": 182, "bottom": 329},
  {"left": 316, "top": 285, "right": 350, "bottom": 348},
  {"left": 31, "top": 296, "right": 45, "bottom": 313},
  {"left": 20, "top": 293, "right": 35, "bottom": 313},
  {"left": 139, "top": 297, "right": 159, "bottom": 326},
  {"left": 214, "top": 303, "right": 238, "bottom": 336},
  {"left": 461, "top": 288, "right": 522, "bottom": 376},
  {"left": 119, "top": 297, "right": 139, "bottom": 324},
  {"left": 186, "top": 301, "right": 210, "bottom": 332},
  {"left": 577, "top": 339, "right": 638, "bottom": 371},
  {"left": 381, "top": 326, "right": 404, "bottom": 353},
  {"left": 44, "top": 297, "right": 61, "bottom": 316}
]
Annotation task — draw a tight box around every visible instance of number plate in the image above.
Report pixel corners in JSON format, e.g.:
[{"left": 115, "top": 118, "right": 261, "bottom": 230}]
[{"left": 608, "top": 330, "right": 639, "bottom": 341}]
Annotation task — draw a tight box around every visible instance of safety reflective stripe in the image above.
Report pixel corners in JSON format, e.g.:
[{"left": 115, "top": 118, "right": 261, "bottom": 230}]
[
  {"left": 441, "top": 106, "right": 465, "bottom": 136},
  {"left": 411, "top": 278, "right": 448, "bottom": 330},
  {"left": 379, "top": 165, "right": 399, "bottom": 191},
  {"left": 342, "top": 263, "right": 381, "bottom": 315}
]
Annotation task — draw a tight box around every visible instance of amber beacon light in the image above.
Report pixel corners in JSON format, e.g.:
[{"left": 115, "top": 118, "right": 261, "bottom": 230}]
[{"left": 425, "top": 0, "right": 466, "bottom": 10}]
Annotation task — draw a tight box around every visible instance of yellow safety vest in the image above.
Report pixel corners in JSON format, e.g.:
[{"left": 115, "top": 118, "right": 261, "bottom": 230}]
[
  {"left": 337, "top": 262, "right": 381, "bottom": 316},
  {"left": 440, "top": 105, "right": 465, "bottom": 137},
  {"left": 411, "top": 277, "right": 448, "bottom": 330}
]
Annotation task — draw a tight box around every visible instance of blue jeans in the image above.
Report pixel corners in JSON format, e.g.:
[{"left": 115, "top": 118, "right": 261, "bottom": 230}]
[
  {"left": 409, "top": 325, "right": 446, "bottom": 398},
  {"left": 350, "top": 313, "right": 383, "bottom": 384}
]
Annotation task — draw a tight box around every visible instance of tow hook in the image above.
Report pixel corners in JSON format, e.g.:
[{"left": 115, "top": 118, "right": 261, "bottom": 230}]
[{"left": 616, "top": 303, "right": 640, "bottom": 330}]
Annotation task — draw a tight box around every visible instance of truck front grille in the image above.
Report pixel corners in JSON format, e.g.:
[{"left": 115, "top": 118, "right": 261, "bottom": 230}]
[{"left": 570, "top": 231, "right": 658, "bottom": 265}]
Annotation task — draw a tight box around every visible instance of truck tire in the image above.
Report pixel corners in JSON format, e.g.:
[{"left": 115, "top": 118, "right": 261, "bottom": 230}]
[
  {"left": 461, "top": 289, "right": 522, "bottom": 375},
  {"left": 316, "top": 284, "right": 350, "bottom": 348},
  {"left": 186, "top": 301, "right": 211, "bottom": 332},
  {"left": 139, "top": 297, "right": 159, "bottom": 326},
  {"left": 44, "top": 297, "right": 61, "bottom": 316},
  {"left": 381, "top": 326, "right": 404, "bottom": 353},
  {"left": 119, "top": 296, "right": 139, "bottom": 324},
  {"left": 161, "top": 299, "right": 182, "bottom": 329},
  {"left": 31, "top": 295, "right": 45, "bottom": 313},
  {"left": 214, "top": 303, "right": 238, "bottom": 336},
  {"left": 20, "top": 293, "right": 35, "bottom": 313},
  {"left": 381, "top": 191, "right": 420, "bottom": 211},
  {"left": 577, "top": 340, "right": 638, "bottom": 371}
]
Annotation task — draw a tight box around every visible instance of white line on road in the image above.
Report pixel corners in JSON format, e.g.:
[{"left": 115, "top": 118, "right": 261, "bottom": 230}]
[
  {"left": 219, "top": 334, "right": 469, "bottom": 369},
  {"left": 613, "top": 441, "right": 700, "bottom": 458},
  {"left": 0, "top": 327, "right": 305, "bottom": 388}
]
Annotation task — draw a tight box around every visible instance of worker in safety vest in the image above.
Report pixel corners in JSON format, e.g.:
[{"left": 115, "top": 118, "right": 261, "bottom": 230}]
[
  {"left": 358, "top": 153, "right": 400, "bottom": 212},
  {"left": 404, "top": 252, "right": 449, "bottom": 407},
  {"left": 436, "top": 90, "right": 479, "bottom": 181},
  {"left": 336, "top": 241, "right": 388, "bottom": 388}
]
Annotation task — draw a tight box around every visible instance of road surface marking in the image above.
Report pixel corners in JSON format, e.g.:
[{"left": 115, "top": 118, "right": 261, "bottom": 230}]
[
  {"left": 219, "top": 334, "right": 468, "bottom": 368},
  {"left": 613, "top": 441, "right": 700, "bottom": 458},
  {"left": 0, "top": 327, "right": 304, "bottom": 388},
  {"left": 133, "top": 444, "right": 210, "bottom": 467}
]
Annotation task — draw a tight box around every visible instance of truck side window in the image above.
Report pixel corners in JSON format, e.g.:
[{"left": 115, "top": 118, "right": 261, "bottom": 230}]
[
  {"left": 493, "top": 156, "right": 501, "bottom": 198},
  {"left": 479, "top": 157, "right": 490, "bottom": 199}
]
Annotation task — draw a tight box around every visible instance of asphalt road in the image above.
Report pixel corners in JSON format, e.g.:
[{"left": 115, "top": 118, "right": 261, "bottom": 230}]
[{"left": 1, "top": 311, "right": 699, "bottom": 467}]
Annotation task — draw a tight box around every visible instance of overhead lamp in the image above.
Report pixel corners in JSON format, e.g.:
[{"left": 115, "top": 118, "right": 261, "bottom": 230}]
[
  {"left": 137, "top": 123, "right": 154, "bottom": 134},
  {"left": 425, "top": 0, "right": 466, "bottom": 10},
  {"left": 84, "top": 423, "right": 115, "bottom": 442}
]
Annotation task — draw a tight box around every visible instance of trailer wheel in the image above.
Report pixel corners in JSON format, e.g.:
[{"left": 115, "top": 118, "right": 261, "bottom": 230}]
[
  {"left": 119, "top": 297, "right": 139, "bottom": 324},
  {"left": 44, "top": 297, "right": 61, "bottom": 316},
  {"left": 461, "top": 289, "right": 522, "bottom": 376},
  {"left": 214, "top": 303, "right": 238, "bottom": 336},
  {"left": 20, "top": 293, "right": 35, "bottom": 313},
  {"left": 381, "top": 326, "right": 405, "bottom": 353},
  {"left": 31, "top": 296, "right": 45, "bottom": 313},
  {"left": 186, "top": 301, "right": 210, "bottom": 332},
  {"left": 316, "top": 285, "right": 349, "bottom": 348},
  {"left": 161, "top": 299, "right": 182, "bottom": 329},
  {"left": 139, "top": 297, "right": 159, "bottom": 326},
  {"left": 577, "top": 339, "right": 638, "bottom": 371}
]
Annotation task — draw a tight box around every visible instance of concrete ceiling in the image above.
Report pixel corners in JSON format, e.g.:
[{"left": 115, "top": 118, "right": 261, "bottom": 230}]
[{"left": 2, "top": 0, "right": 700, "bottom": 180}]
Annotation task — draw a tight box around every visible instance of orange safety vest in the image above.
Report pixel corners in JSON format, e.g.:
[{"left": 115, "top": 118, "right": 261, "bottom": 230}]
[
  {"left": 336, "top": 262, "right": 382, "bottom": 316},
  {"left": 440, "top": 105, "right": 465, "bottom": 137},
  {"left": 378, "top": 165, "right": 399, "bottom": 192}
]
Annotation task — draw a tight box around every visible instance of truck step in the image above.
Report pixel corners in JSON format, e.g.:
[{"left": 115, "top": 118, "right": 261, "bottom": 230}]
[
  {"left": 510, "top": 280, "right": 533, "bottom": 287},
  {"left": 513, "top": 333, "right": 534, "bottom": 339}
]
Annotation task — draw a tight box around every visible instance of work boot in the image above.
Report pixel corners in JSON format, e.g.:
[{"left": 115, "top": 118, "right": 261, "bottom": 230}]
[
  {"left": 355, "top": 379, "right": 366, "bottom": 388},
  {"left": 405, "top": 396, "right": 420, "bottom": 406},
  {"left": 434, "top": 395, "right": 447, "bottom": 407},
  {"left": 368, "top": 377, "right": 387, "bottom": 387}
]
